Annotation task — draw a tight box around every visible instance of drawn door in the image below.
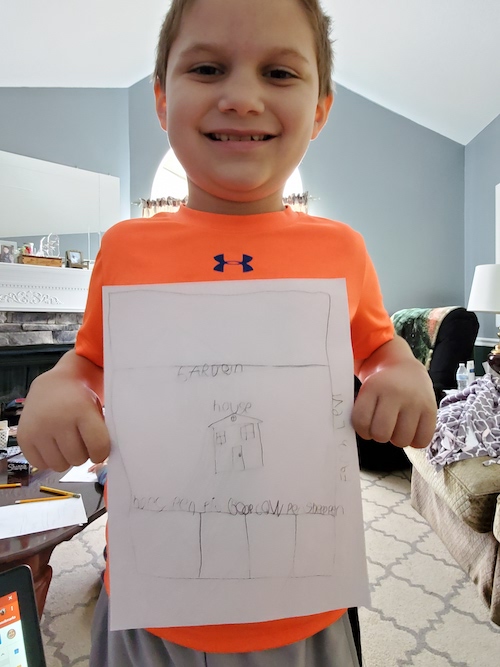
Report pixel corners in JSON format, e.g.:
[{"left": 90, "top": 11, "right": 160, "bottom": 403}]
[{"left": 232, "top": 445, "right": 245, "bottom": 471}]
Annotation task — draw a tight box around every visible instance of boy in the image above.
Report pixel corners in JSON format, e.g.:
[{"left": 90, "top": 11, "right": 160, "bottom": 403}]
[{"left": 17, "top": 0, "right": 437, "bottom": 665}]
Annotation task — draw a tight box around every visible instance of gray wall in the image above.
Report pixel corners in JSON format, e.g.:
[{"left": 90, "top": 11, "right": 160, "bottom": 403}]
[
  {"left": 0, "top": 87, "right": 131, "bottom": 221},
  {"left": 302, "top": 86, "right": 465, "bottom": 314},
  {"left": 465, "top": 114, "right": 500, "bottom": 338},
  {"left": 128, "top": 77, "right": 169, "bottom": 218}
]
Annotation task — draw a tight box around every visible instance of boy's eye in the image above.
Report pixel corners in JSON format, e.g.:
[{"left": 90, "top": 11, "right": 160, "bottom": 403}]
[
  {"left": 266, "top": 69, "right": 297, "bottom": 80},
  {"left": 189, "top": 64, "right": 222, "bottom": 76}
]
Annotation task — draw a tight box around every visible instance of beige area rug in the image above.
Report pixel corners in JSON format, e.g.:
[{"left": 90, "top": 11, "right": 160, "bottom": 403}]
[{"left": 41, "top": 470, "right": 500, "bottom": 666}]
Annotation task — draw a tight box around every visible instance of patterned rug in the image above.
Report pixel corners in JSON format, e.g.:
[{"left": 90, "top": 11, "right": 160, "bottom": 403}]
[{"left": 41, "top": 469, "right": 500, "bottom": 666}]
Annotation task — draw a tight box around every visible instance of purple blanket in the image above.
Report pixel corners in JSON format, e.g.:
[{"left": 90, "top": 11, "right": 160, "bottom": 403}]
[{"left": 427, "top": 373, "right": 500, "bottom": 469}]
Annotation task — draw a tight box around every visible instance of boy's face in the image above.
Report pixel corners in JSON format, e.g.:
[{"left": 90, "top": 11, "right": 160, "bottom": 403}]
[{"left": 155, "top": 0, "right": 332, "bottom": 214}]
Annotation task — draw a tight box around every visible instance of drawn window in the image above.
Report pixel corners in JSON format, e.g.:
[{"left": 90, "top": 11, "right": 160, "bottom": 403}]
[
  {"left": 215, "top": 431, "right": 226, "bottom": 445},
  {"left": 240, "top": 424, "right": 255, "bottom": 441}
]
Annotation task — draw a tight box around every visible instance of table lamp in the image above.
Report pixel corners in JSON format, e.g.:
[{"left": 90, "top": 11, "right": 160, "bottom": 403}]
[{"left": 467, "top": 264, "right": 500, "bottom": 373}]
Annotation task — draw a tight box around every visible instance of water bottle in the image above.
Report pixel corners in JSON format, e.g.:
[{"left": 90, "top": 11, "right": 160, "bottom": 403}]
[
  {"left": 466, "top": 360, "right": 475, "bottom": 385},
  {"left": 456, "top": 363, "right": 468, "bottom": 391}
]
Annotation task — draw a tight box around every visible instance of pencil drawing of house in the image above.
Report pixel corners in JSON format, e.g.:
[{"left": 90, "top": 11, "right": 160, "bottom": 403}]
[{"left": 209, "top": 413, "right": 263, "bottom": 473}]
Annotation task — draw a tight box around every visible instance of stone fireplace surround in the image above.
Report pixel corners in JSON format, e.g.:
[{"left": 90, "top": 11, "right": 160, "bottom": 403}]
[{"left": 0, "top": 311, "right": 83, "bottom": 347}]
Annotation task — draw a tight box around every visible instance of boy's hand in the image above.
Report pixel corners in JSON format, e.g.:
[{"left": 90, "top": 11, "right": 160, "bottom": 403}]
[
  {"left": 353, "top": 336, "right": 437, "bottom": 449},
  {"left": 17, "top": 351, "right": 110, "bottom": 472},
  {"left": 88, "top": 460, "right": 108, "bottom": 475}
]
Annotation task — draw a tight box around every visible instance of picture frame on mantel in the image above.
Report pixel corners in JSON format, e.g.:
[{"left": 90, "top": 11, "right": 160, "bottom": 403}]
[
  {"left": 0, "top": 240, "right": 17, "bottom": 264},
  {"left": 66, "top": 250, "right": 83, "bottom": 269}
]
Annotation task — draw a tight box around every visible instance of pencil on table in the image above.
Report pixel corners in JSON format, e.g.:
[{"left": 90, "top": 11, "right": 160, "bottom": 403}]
[
  {"left": 39, "top": 485, "right": 81, "bottom": 498},
  {"left": 15, "top": 496, "right": 73, "bottom": 504},
  {"left": 0, "top": 483, "right": 22, "bottom": 489}
]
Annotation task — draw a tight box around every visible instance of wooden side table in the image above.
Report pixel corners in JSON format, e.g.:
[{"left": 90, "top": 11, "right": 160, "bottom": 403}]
[{"left": 0, "top": 467, "right": 105, "bottom": 616}]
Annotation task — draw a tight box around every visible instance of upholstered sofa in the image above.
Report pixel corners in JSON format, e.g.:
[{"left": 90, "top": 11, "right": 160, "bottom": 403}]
[
  {"left": 405, "top": 446, "right": 500, "bottom": 626},
  {"left": 391, "top": 305, "right": 498, "bottom": 623},
  {"left": 355, "top": 305, "right": 499, "bottom": 622}
]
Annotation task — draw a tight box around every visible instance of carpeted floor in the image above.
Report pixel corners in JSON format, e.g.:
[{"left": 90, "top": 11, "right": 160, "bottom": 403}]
[{"left": 41, "top": 469, "right": 500, "bottom": 666}]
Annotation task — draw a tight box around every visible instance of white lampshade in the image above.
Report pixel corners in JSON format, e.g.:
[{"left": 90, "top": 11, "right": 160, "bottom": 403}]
[{"left": 468, "top": 264, "right": 500, "bottom": 313}]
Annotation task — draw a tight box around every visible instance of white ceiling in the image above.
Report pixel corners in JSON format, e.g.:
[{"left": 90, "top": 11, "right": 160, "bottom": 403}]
[{"left": 1, "top": 0, "right": 499, "bottom": 145}]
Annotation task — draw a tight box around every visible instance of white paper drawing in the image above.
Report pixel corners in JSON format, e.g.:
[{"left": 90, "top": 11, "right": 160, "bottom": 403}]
[
  {"left": 59, "top": 459, "right": 98, "bottom": 483},
  {"left": 104, "top": 279, "right": 370, "bottom": 630},
  {"left": 0, "top": 497, "right": 87, "bottom": 539}
]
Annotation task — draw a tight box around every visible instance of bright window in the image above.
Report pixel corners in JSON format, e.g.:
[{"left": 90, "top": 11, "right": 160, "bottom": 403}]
[{"left": 151, "top": 148, "right": 303, "bottom": 200}]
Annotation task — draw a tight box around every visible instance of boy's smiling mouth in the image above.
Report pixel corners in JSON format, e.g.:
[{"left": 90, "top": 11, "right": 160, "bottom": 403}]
[{"left": 206, "top": 133, "right": 274, "bottom": 142}]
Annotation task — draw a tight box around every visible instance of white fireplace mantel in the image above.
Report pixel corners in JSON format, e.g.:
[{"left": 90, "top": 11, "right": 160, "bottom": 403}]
[{"left": 0, "top": 262, "right": 92, "bottom": 313}]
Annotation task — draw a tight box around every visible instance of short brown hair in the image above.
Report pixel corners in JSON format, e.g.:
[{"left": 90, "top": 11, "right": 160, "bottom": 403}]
[{"left": 153, "top": 0, "right": 334, "bottom": 98}]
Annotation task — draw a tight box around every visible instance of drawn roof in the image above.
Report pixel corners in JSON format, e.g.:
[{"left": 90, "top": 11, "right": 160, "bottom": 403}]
[{"left": 209, "top": 413, "right": 263, "bottom": 428}]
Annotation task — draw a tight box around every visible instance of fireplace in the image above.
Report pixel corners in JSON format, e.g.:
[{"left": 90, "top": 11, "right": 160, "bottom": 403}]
[
  {"left": 0, "top": 309, "right": 83, "bottom": 409},
  {"left": 0, "top": 337, "right": 78, "bottom": 406},
  {"left": 0, "top": 263, "right": 91, "bottom": 412}
]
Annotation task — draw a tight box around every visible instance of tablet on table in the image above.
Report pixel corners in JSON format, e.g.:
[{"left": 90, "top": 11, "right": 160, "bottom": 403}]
[{"left": 0, "top": 565, "right": 46, "bottom": 666}]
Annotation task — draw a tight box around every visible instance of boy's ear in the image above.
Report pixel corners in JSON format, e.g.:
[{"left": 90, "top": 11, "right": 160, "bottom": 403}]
[
  {"left": 154, "top": 78, "right": 168, "bottom": 132},
  {"left": 311, "top": 93, "right": 333, "bottom": 140}
]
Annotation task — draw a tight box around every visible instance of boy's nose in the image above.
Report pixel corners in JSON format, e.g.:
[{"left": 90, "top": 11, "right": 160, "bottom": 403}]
[{"left": 217, "top": 76, "right": 265, "bottom": 116}]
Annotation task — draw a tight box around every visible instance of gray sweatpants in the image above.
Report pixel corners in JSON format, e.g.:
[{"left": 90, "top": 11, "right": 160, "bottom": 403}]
[{"left": 90, "top": 587, "right": 360, "bottom": 667}]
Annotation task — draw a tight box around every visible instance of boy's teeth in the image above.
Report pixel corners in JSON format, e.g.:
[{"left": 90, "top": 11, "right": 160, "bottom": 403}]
[{"left": 213, "top": 133, "right": 266, "bottom": 141}]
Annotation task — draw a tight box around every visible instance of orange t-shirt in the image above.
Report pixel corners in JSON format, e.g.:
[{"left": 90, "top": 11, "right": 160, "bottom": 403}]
[{"left": 77, "top": 205, "right": 393, "bottom": 653}]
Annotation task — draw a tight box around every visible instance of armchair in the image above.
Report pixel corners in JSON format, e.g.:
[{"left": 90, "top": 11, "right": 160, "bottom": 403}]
[{"left": 356, "top": 306, "right": 479, "bottom": 471}]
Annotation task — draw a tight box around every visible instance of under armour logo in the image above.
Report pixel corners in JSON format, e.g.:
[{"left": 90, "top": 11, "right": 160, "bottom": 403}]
[{"left": 214, "top": 254, "right": 253, "bottom": 273}]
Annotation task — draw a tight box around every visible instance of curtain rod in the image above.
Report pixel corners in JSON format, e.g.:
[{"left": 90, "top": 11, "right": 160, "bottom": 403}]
[{"left": 132, "top": 193, "right": 319, "bottom": 206}]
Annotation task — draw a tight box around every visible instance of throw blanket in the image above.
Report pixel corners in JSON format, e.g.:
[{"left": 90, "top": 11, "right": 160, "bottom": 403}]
[
  {"left": 391, "top": 306, "right": 459, "bottom": 368},
  {"left": 427, "top": 374, "right": 500, "bottom": 469}
]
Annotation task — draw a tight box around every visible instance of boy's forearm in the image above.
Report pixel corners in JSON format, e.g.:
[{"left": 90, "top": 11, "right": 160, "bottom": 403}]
[
  {"left": 18, "top": 348, "right": 109, "bottom": 470},
  {"left": 355, "top": 335, "right": 425, "bottom": 381},
  {"left": 353, "top": 335, "right": 436, "bottom": 448},
  {"left": 51, "top": 349, "right": 104, "bottom": 402}
]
